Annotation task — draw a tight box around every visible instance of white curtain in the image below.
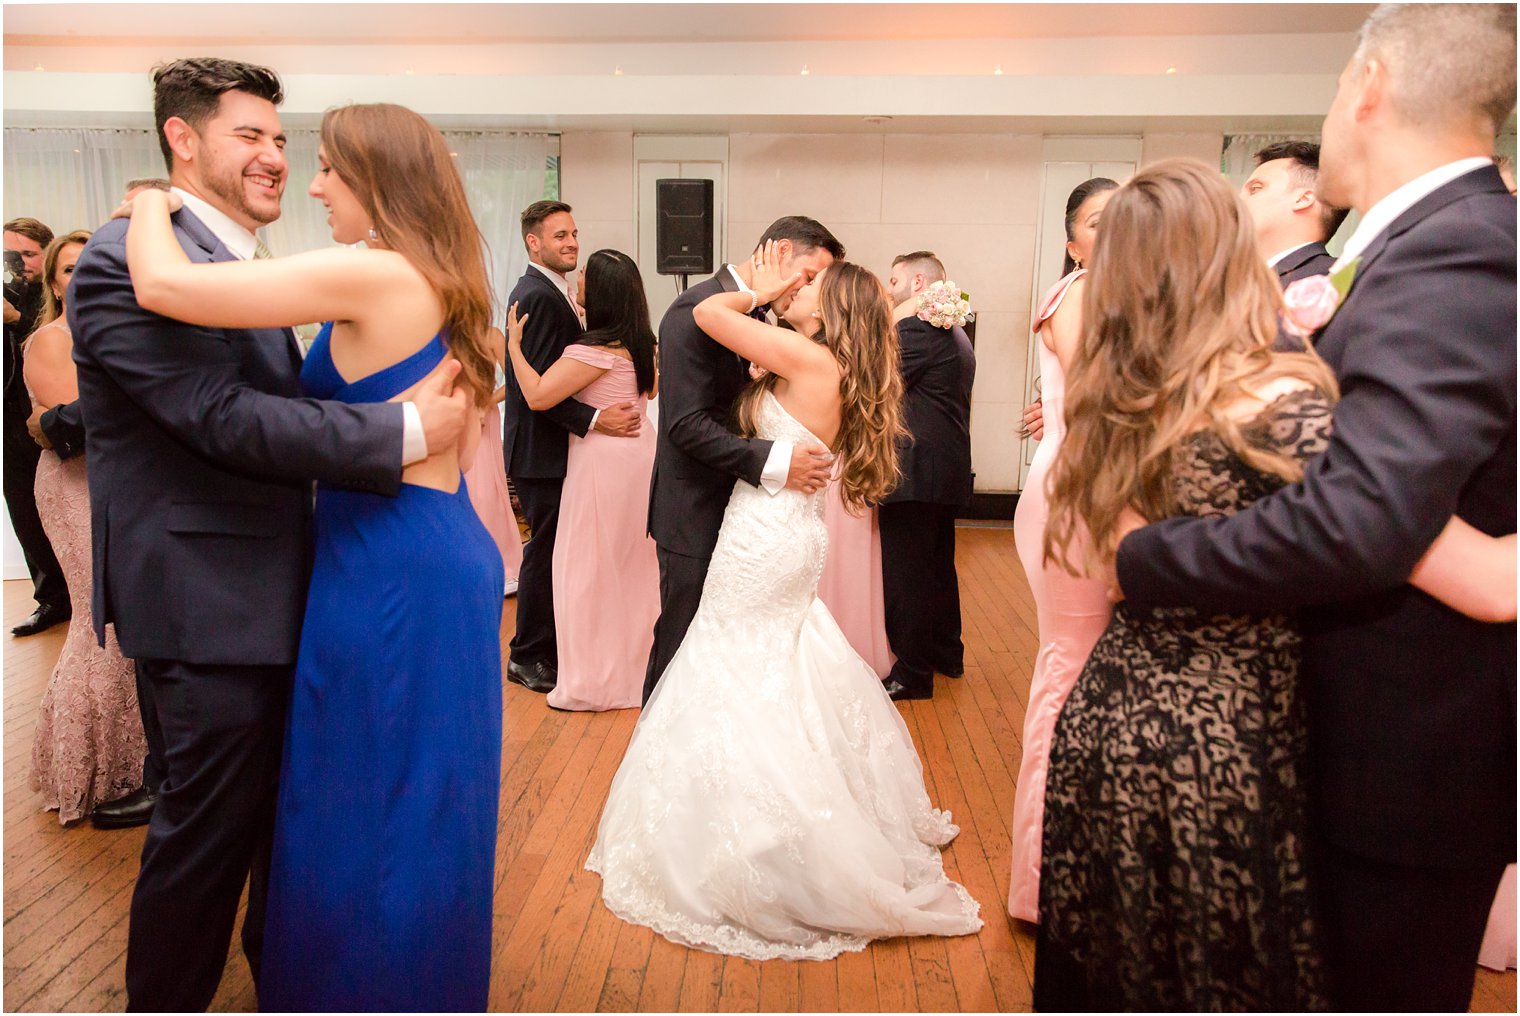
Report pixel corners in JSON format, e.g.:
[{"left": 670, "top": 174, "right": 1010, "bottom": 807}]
[{"left": 4, "top": 126, "right": 554, "bottom": 321}]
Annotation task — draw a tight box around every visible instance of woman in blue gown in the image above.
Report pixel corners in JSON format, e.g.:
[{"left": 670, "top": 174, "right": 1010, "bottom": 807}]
[{"left": 120, "top": 103, "right": 503, "bottom": 1011}]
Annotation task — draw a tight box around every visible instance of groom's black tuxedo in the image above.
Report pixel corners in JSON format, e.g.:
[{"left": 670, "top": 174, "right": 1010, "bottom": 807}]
[
  {"left": 71, "top": 209, "right": 404, "bottom": 1011},
  {"left": 1117, "top": 165, "right": 1516, "bottom": 1009},
  {"left": 500, "top": 265, "right": 593, "bottom": 670},
  {"left": 643, "top": 268, "right": 776, "bottom": 700}
]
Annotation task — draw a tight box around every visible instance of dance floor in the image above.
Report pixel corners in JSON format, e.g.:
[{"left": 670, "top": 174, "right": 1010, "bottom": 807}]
[{"left": 4, "top": 525, "right": 1515, "bottom": 1012}]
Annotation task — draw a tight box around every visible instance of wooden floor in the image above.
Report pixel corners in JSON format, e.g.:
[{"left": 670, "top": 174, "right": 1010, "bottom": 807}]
[{"left": 3, "top": 525, "right": 1515, "bottom": 1012}]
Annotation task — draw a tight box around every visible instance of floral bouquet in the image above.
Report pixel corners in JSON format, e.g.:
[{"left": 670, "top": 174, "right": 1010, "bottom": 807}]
[{"left": 916, "top": 280, "right": 973, "bottom": 329}]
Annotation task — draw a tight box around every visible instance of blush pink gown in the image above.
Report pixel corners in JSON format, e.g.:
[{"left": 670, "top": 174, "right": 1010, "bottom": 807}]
[
  {"left": 817, "top": 478, "right": 895, "bottom": 679},
  {"left": 547, "top": 345, "right": 659, "bottom": 711},
  {"left": 1007, "top": 270, "right": 1113, "bottom": 923},
  {"left": 1480, "top": 866, "right": 1517, "bottom": 971},
  {"left": 463, "top": 403, "right": 523, "bottom": 590}
]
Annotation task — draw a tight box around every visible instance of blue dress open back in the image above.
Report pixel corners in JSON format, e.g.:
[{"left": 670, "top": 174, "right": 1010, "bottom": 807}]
[{"left": 261, "top": 323, "right": 503, "bottom": 1012}]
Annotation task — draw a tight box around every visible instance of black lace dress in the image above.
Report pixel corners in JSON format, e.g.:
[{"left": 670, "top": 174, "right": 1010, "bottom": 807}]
[{"left": 1034, "top": 389, "right": 1332, "bottom": 1012}]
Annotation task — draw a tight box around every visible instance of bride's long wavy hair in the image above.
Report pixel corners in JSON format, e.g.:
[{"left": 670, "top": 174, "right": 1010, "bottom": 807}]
[
  {"left": 321, "top": 103, "right": 496, "bottom": 407},
  {"left": 1044, "top": 157, "right": 1338, "bottom": 575},
  {"left": 735, "top": 262, "right": 907, "bottom": 512}
]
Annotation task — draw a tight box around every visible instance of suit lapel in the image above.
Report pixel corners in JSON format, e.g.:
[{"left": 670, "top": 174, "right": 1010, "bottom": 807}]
[{"left": 173, "top": 208, "right": 305, "bottom": 364}]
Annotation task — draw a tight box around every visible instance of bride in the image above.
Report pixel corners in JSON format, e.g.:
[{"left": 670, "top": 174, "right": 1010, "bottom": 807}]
[{"left": 586, "top": 243, "right": 983, "bottom": 961}]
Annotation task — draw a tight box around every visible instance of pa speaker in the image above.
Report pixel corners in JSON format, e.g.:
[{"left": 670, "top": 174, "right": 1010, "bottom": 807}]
[{"left": 655, "top": 178, "right": 714, "bottom": 276}]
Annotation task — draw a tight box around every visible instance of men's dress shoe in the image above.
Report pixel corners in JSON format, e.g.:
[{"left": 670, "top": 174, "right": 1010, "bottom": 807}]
[
  {"left": 884, "top": 678, "right": 933, "bottom": 702},
  {"left": 11, "top": 602, "right": 70, "bottom": 637},
  {"left": 938, "top": 666, "right": 965, "bottom": 679},
  {"left": 507, "top": 659, "right": 557, "bottom": 694},
  {"left": 91, "top": 786, "right": 157, "bottom": 829}
]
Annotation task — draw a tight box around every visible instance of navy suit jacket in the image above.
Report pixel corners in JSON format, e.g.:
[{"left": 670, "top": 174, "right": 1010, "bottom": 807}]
[
  {"left": 69, "top": 210, "right": 403, "bottom": 666},
  {"left": 1117, "top": 165, "right": 1516, "bottom": 868},
  {"left": 1274, "top": 240, "right": 1337, "bottom": 286},
  {"left": 499, "top": 267, "right": 593, "bottom": 480},
  {"left": 883, "top": 316, "right": 975, "bottom": 506},
  {"left": 646, "top": 268, "right": 773, "bottom": 559}
]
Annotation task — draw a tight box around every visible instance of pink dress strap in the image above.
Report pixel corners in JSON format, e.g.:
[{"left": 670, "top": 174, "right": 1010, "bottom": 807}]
[
  {"left": 561, "top": 343, "right": 623, "bottom": 369},
  {"left": 1033, "top": 269, "right": 1087, "bottom": 334}
]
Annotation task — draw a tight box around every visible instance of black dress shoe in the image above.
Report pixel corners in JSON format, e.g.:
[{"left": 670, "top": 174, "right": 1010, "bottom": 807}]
[
  {"left": 506, "top": 659, "right": 557, "bottom": 694},
  {"left": 884, "top": 678, "right": 933, "bottom": 701},
  {"left": 91, "top": 786, "right": 157, "bottom": 829},
  {"left": 937, "top": 666, "right": 965, "bottom": 679},
  {"left": 11, "top": 602, "right": 71, "bottom": 637}
]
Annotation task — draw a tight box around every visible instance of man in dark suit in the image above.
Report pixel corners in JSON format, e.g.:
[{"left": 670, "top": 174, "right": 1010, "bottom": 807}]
[
  {"left": 1113, "top": 6, "right": 1515, "bottom": 1009},
  {"left": 1240, "top": 140, "right": 1349, "bottom": 285},
  {"left": 4, "top": 216, "right": 71, "bottom": 637},
  {"left": 501, "top": 200, "right": 640, "bottom": 694},
  {"left": 642, "top": 216, "right": 840, "bottom": 703},
  {"left": 878, "top": 252, "right": 976, "bottom": 701},
  {"left": 70, "top": 58, "right": 467, "bottom": 1011}
]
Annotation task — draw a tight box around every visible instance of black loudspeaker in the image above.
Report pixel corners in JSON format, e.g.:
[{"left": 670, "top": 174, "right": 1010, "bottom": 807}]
[{"left": 655, "top": 178, "right": 714, "bottom": 276}]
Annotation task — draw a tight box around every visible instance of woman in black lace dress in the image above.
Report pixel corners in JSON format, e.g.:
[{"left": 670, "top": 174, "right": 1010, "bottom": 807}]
[{"left": 1032, "top": 158, "right": 1513, "bottom": 1011}]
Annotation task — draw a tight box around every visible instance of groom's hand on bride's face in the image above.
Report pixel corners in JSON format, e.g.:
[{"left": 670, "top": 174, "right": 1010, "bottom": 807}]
[
  {"left": 594, "top": 402, "right": 641, "bottom": 437},
  {"left": 786, "top": 443, "right": 833, "bottom": 495}
]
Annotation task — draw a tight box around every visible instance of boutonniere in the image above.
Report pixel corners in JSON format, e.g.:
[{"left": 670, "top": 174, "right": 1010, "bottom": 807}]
[
  {"left": 1281, "top": 257, "right": 1360, "bottom": 339},
  {"left": 916, "top": 280, "right": 973, "bottom": 329}
]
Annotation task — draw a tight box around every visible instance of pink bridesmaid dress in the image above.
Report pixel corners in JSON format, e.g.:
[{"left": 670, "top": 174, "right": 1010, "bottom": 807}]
[
  {"left": 463, "top": 402, "right": 523, "bottom": 591},
  {"left": 1007, "top": 270, "right": 1113, "bottom": 923},
  {"left": 547, "top": 344, "right": 659, "bottom": 711},
  {"left": 817, "top": 479, "right": 895, "bottom": 679},
  {"left": 1479, "top": 865, "right": 1517, "bottom": 971}
]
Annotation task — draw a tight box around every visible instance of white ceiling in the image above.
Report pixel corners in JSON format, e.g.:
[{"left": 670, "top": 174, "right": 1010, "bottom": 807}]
[{"left": 5, "top": 3, "right": 1377, "bottom": 45}]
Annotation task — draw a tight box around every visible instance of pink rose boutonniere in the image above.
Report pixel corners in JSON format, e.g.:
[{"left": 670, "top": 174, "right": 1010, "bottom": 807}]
[{"left": 1281, "top": 257, "right": 1360, "bottom": 340}]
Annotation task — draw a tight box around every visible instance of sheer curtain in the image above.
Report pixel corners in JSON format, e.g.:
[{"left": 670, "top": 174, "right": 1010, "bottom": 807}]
[{"left": 4, "top": 126, "right": 554, "bottom": 319}]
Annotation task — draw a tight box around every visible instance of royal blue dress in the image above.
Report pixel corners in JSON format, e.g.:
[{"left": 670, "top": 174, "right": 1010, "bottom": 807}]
[{"left": 261, "top": 323, "right": 503, "bottom": 1012}]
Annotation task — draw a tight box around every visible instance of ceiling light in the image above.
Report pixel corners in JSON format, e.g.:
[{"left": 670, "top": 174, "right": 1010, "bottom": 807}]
[
  {"left": 800, "top": 65, "right": 810, "bottom": 76},
  {"left": 33, "top": 64, "right": 44, "bottom": 72},
  {"left": 405, "top": 68, "right": 415, "bottom": 76},
  {"left": 614, "top": 65, "right": 624, "bottom": 76},
  {"left": 994, "top": 65, "right": 1004, "bottom": 76},
  {"left": 1165, "top": 66, "right": 1178, "bottom": 75}
]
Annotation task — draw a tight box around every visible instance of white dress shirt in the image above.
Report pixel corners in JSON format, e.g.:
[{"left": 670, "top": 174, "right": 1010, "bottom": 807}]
[
  {"left": 526, "top": 261, "right": 602, "bottom": 430},
  {"left": 1267, "top": 240, "right": 1316, "bottom": 268},
  {"left": 172, "top": 187, "right": 427, "bottom": 466},
  {"left": 1333, "top": 157, "right": 1494, "bottom": 268},
  {"left": 724, "top": 264, "right": 795, "bottom": 495}
]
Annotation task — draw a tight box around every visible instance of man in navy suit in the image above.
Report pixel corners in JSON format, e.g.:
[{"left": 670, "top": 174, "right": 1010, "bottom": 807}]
[
  {"left": 1114, "top": 6, "right": 1515, "bottom": 1008},
  {"left": 70, "top": 57, "right": 468, "bottom": 1011},
  {"left": 500, "top": 201, "right": 640, "bottom": 694},
  {"left": 878, "top": 252, "right": 975, "bottom": 700},
  {"left": 1240, "top": 140, "right": 1350, "bottom": 285}
]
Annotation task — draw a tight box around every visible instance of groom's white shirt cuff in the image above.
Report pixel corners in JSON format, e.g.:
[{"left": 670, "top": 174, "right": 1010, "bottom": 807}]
[
  {"left": 727, "top": 267, "right": 794, "bottom": 494},
  {"left": 175, "top": 189, "right": 429, "bottom": 469}
]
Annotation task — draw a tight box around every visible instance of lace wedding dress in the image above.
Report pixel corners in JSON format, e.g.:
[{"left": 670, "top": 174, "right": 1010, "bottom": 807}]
[{"left": 586, "top": 391, "right": 983, "bottom": 961}]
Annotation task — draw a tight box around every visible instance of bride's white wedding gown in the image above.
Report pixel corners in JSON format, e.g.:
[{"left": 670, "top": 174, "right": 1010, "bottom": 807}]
[{"left": 586, "top": 391, "right": 983, "bottom": 961}]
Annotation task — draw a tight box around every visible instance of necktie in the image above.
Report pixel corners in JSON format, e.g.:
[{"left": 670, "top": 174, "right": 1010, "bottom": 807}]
[{"left": 253, "top": 238, "right": 272, "bottom": 260}]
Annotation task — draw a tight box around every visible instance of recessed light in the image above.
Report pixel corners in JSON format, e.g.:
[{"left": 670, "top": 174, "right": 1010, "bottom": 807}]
[
  {"left": 405, "top": 68, "right": 415, "bottom": 76},
  {"left": 800, "top": 65, "right": 810, "bottom": 76},
  {"left": 1165, "top": 66, "right": 1178, "bottom": 75},
  {"left": 33, "top": 64, "right": 44, "bottom": 72},
  {"left": 994, "top": 65, "right": 1004, "bottom": 76},
  {"left": 613, "top": 65, "right": 624, "bottom": 76}
]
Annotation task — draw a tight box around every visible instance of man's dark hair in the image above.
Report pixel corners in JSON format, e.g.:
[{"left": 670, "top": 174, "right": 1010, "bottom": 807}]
[
  {"left": 151, "top": 58, "right": 284, "bottom": 170},
  {"left": 124, "top": 177, "right": 172, "bottom": 195},
  {"left": 892, "top": 250, "right": 946, "bottom": 280},
  {"left": 3, "top": 218, "right": 54, "bottom": 248},
  {"left": 521, "top": 200, "right": 573, "bottom": 245},
  {"left": 754, "top": 216, "right": 845, "bottom": 260},
  {"left": 1253, "top": 140, "right": 1351, "bottom": 240}
]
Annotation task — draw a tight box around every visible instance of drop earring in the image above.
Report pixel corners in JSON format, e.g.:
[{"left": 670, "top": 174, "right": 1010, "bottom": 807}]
[{"left": 368, "top": 227, "right": 379, "bottom": 242}]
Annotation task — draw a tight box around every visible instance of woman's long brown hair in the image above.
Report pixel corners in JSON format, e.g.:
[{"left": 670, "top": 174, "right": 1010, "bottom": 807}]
[
  {"left": 321, "top": 103, "right": 496, "bottom": 407},
  {"left": 735, "top": 262, "right": 907, "bottom": 512},
  {"left": 31, "top": 230, "right": 93, "bottom": 335},
  {"left": 1043, "top": 157, "right": 1338, "bottom": 575}
]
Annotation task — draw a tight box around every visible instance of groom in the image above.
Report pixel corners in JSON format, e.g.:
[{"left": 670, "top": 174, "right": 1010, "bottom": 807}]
[
  {"left": 1111, "top": 6, "right": 1515, "bottom": 1009},
  {"left": 643, "top": 216, "right": 842, "bottom": 703},
  {"left": 70, "top": 58, "right": 469, "bottom": 1011}
]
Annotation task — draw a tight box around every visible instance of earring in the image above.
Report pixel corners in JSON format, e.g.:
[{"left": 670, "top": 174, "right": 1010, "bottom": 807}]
[
  {"left": 1073, "top": 256, "right": 1082, "bottom": 269},
  {"left": 368, "top": 227, "right": 379, "bottom": 242}
]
